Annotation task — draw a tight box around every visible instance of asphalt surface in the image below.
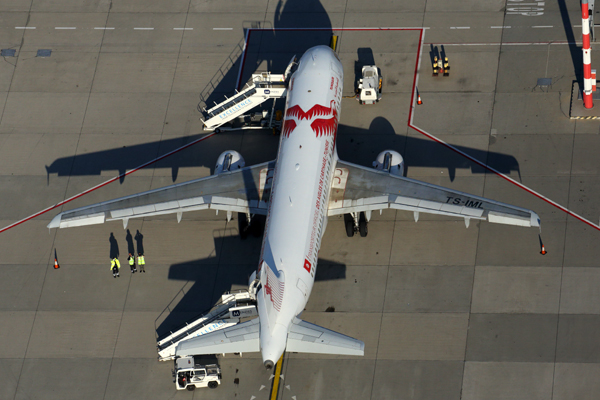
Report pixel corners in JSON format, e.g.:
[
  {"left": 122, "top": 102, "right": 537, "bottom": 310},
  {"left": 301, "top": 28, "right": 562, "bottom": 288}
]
[{"left": 1, "top": 0, "right": 599, "bottom": 399}]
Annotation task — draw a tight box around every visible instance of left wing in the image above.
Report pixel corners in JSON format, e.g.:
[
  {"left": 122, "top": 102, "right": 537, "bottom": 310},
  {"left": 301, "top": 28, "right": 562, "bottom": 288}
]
[
  {"left": 329, "top": 159, "right": 540, "bottom": 228},
  {"left": 48, "top": 161, "right": 275, "bottom": 229},
  {"left": 175, "top": 318, "right": 260, "bottom": 357}
]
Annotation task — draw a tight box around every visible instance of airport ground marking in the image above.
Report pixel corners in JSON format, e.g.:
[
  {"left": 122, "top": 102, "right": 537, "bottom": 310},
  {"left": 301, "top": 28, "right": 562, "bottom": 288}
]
[
  {"left": 0, "top": 132, "right": 219, "bottom": 234},
  {"left": 270, "top": 354, "right": 284, "bottom": 400},
  {"left": 412, "top": 29, "right": 600, "bottom": 232},
  {"left": 55, "top": 27, "right": 76, "bottom": 30},
  {"left": 133, "top": 27, "right": 154, "bottom": 30}
]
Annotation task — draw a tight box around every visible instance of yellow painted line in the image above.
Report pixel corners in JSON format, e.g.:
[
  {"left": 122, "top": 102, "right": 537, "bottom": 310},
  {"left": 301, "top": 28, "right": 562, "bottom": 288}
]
[{"left": 270, "top": 354, "right": 284, "bottom": 400}]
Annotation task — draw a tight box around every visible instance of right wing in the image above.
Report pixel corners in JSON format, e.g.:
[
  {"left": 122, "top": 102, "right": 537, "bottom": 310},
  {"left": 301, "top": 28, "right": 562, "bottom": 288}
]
[
  {"left": 48, "top": 161, "right": 275, "bottom": 229},
  {"left": 286, "top": 318, "right": 365, "bottom": 356},
  {"left": 329, "top": 160, "right": 540, "bottom": 228}
]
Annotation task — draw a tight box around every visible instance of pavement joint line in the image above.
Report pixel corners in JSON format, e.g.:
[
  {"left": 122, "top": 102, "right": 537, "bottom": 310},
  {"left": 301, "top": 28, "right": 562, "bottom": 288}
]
[{"left": 0, "top": 132, "right": 218, "bottom": 234}]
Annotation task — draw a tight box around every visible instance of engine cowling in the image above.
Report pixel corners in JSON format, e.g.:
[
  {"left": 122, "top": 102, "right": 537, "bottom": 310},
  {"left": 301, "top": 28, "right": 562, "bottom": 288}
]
[
  {"left": 214, "top": 150, "right": 245, "bottom": 174},
  {"left": 373, "top": 150, "right": 404, "bottom": 177}
]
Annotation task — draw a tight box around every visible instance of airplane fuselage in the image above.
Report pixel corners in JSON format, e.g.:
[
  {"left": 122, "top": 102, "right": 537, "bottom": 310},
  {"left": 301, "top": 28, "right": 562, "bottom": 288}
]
[{"left": 257, "top": 45, "right": 343, "bottom": 368}]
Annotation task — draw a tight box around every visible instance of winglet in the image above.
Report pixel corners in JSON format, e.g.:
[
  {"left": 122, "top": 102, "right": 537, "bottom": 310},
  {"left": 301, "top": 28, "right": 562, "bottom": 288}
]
[{"left": 47, "top": 214, "right": 62, "bottom": 229}]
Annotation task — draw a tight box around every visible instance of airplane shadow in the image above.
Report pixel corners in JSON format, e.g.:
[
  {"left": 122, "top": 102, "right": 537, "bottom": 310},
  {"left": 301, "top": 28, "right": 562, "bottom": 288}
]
[
  {"left": 155, "top": 232, "right": 346, "bottom": 339},
  {"left": 46, "top": 117, "right": 520, "bottom": 186}
]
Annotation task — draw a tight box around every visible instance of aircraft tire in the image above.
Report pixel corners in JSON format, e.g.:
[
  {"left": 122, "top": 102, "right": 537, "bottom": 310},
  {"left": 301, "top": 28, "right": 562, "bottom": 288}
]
[
  {"left": 359, "top": 212, "right": 368, "bottom": 237},
  {"left": 344, "top": 214, "right": 355, "bottom": 237}
]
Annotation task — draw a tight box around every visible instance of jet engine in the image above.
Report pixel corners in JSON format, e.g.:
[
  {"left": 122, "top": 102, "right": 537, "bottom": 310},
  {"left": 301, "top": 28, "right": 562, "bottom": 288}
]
[
  {"left": 373, "top": 150, "right": 404, "bottom": 176},
  {"left": 214, "top": 151, "right": 245, "bottom": 174}
]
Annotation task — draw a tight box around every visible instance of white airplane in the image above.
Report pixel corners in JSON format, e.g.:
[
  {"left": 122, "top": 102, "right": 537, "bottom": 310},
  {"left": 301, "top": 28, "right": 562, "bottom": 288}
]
[{"left": 48, "top": 45, "right": 540, "bottom": 369}]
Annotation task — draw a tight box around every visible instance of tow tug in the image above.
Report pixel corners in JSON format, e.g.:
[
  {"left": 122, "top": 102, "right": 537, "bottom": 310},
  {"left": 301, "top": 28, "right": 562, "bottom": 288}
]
[
  {"left": 174, "top": 356, "right": 221, "bottom": 391},
  {"left": 356, "top": 65, "right": 382, "bottom": 105}
]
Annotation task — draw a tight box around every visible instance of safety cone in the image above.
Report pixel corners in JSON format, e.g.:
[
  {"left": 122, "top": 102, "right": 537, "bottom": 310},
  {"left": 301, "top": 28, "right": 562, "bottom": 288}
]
[
  {"left": 417, "top": 94, "right": 423, "bottom": 105},
  {"left": 54, "top": 258, "right": 60, "bottom": 269},
  {"left": 540, "top": 245, "right": 547, "bottom": 255}
]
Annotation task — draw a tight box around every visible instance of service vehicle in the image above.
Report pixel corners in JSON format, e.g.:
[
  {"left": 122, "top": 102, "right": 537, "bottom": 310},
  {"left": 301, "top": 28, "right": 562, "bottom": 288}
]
[
  {"left": 357, "top": 65, "right": 382, "bottom": 104},
  {"left": 174, "top": 356, "right": 221, "bottom": 391}
]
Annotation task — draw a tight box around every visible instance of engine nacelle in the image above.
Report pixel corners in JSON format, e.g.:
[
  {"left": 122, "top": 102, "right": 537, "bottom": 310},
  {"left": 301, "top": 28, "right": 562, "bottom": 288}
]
[
  {"left": 373, "top": 150, "right": 404, "bottom": 176},
  {"left": 214, "top": 150, "right": 245, "bottom": 174}
]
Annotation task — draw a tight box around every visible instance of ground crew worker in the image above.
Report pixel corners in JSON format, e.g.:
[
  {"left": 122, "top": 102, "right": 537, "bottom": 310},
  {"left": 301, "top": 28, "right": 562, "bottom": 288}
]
[
  {"left": 128, "top": 253, "right": 136, "bottom": 273},
  {"left": 111, "top": 257, "right": 121, "bottom": 278},
  {"left": 137, "top": 252, "right": 145, "bottom": 273}
]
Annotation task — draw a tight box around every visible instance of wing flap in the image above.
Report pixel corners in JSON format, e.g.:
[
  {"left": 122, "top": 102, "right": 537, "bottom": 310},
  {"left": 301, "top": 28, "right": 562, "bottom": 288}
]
[{"left": 286, "top": 318, "right": 364, "bottom": 356}]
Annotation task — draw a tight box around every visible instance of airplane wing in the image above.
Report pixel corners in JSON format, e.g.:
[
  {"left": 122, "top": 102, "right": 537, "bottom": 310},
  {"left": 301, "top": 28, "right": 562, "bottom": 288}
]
[
  {"left": 48, "top": 161, "right": 275, "bottom": 229},
  {"left": 329, "top": 159, "right": 540, "bottom": 227},
  {"left": 175, "top": 318, "right": 260, "bottom": 356},
  {"left": 286, "top": 318, "right": 365, "bottom": 356}
]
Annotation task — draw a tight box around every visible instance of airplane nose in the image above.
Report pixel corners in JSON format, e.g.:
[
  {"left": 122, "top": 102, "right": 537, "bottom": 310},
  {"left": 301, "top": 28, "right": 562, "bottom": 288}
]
[{"left": 264, "top": 359, "right": 274, "bottom": 370}]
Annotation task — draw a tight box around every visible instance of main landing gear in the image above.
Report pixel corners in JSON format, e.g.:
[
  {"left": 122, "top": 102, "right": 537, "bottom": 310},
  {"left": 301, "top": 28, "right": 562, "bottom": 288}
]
[{"left": 344, "top": 212, "right": 368, "bottom": 238}]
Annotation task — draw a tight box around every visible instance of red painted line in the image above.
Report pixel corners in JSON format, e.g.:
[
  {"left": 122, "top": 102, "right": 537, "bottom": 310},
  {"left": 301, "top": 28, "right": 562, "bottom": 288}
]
[
  {"left": 0, "top": 132, "right": 218, "bottom": 234},
  {"left": 409, "top": 29, "right": 600, "bottom": 232}
]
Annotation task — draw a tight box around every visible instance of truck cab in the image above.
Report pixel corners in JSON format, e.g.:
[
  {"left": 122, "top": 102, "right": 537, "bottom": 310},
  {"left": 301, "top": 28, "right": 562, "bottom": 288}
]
[
  {"left": 357, "top": 66, "right": 382, "bottom": 105},
  {"left": 174, "top": 356, "right": 221, "bottom": 391}
]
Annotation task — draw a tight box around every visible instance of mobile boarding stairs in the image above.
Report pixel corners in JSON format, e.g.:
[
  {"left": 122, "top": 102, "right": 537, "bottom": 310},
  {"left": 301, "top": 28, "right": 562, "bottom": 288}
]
[
  {"left": 157, "top": 281, "right": 259, "bottom": 361},
  {"left": 201, "top": 57, "right": 297, "bottom": 131}
]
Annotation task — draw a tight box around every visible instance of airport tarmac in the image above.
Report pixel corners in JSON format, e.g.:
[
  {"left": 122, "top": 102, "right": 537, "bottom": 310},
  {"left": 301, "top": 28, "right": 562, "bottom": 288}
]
[{"left": 1, "top": 0, "right": 599, "bottom": 399}]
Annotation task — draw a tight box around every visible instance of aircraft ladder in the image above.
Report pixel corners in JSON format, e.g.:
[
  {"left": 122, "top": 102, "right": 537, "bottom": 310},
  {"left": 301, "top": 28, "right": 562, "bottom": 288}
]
[
  {"left": 202, "top": 72, "right": 287, "bottom": 130},
  {"left": 157, "top": 290, "right": 254, "bottom": 361}
]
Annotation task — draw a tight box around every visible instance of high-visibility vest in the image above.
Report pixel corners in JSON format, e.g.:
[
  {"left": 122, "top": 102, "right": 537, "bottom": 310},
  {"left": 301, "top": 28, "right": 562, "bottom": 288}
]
[
  {"left": 138, "top": 255, "right": 145, "bottom": 265},
  {"left": 110, "top": 259, "right": 115, "bottom": 269},
  {"left": 128, "top": 256, "right": 134, "bottom": 266},
  {"left": 111, "top": 258, "right": 120, "bottom": 270}
]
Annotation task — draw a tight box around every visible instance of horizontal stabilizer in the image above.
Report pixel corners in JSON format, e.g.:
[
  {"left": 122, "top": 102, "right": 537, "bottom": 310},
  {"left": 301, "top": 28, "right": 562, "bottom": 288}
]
[
  {"left": 286, "top": 318, "right": 364, "bottom": 356},
  {"left": 175, "top": 318, "right": 260, "bottom": 357}
]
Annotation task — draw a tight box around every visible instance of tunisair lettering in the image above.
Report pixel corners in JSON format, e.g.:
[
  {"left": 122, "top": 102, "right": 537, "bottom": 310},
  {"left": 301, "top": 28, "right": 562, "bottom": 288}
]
[{"left": 306, "top": 140, "right": 330, "bottom": 271}]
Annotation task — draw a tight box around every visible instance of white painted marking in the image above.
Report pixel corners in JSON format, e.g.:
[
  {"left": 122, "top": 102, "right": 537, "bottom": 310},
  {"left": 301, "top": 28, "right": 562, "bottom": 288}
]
[
  {"left": 94, "top": 27, "right": 115, "bottom": 30},
  {"left": 173, "top": 27, "right": 193, "bottom": 30},
  {"left": 134, "top": 27, "right": 154, "bottom": 30},
  {"left": 491, "top": 26, "right": 511, "bottom": 29},
  {"left": 213, "top": 28, "right": 234, "bottom": 30},
  {"left": 532, "top": 25, "right": 553, "bottom": 28},
  {"left": 55, "top": 27, "right": 76, "bottom": 30},
  {"left": 15, "top": 27, "right": 35, "bottom": 30},
  {"left": 450, "top": 27, "right": 470, "bottom": 30}
]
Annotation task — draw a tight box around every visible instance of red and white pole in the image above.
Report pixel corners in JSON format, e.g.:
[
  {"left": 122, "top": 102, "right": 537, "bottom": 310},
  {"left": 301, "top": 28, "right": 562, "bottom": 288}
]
[{"left": 582, "top": 0, "right": 594, "bottom": 109}]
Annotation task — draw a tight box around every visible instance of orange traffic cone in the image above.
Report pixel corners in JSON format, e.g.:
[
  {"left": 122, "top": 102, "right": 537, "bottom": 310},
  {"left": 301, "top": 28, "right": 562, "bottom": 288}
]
[
  {"left": 540, "top": 245, "right": 547, "bottom": 255},
  {"left": 417, "top": 94, "right": 423, "bottom": 105},
  {"left": 54, "top": 258, "right": 60, "bottom": 269}
]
